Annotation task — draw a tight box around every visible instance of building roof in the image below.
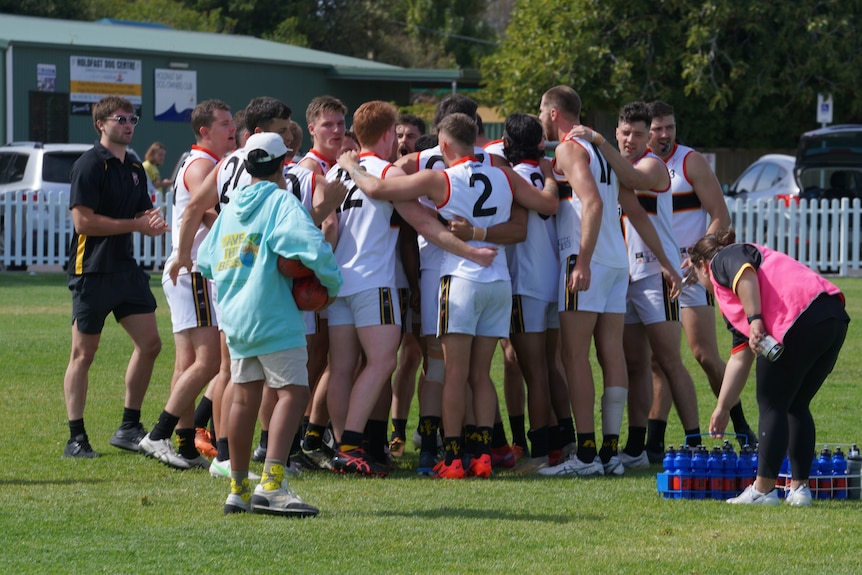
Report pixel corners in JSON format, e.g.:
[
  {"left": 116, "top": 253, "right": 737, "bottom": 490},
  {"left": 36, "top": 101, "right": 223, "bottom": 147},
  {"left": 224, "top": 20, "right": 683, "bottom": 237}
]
[{"left": 0, "top": 14, "right": 461, "bottom": 82}]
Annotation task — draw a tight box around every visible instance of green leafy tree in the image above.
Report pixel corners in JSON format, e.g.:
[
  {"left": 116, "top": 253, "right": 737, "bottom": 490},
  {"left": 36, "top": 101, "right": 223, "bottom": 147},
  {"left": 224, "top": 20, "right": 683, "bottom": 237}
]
[
  {"left": 480, "top": 0, "right": 862, "bottom": 148},
  {"left": 0, "top": 0, "right": 90, "bottom": 19}
]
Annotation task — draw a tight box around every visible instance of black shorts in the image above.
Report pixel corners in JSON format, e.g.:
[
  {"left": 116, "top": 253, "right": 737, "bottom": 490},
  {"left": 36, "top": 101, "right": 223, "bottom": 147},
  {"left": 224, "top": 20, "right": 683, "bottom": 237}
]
[{"left": 69, "top": 269, "right": 157, "bottom": 334}]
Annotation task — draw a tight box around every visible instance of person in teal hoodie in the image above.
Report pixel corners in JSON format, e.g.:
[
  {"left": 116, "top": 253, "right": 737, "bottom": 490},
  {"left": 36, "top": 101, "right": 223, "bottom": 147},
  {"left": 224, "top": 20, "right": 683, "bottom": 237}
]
[{"left": 198, "top": 132, "right": 342, "bottom": 517}]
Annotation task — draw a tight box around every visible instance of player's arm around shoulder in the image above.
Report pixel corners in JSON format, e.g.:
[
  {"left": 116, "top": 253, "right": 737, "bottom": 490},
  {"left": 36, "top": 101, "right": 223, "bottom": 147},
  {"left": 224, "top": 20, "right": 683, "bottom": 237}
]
[
  {"left": 686, "top": 150, "right": 730, "bottom": 231},
  {"left": 339, "top": 150, "right": 444, "bottom": 203}
]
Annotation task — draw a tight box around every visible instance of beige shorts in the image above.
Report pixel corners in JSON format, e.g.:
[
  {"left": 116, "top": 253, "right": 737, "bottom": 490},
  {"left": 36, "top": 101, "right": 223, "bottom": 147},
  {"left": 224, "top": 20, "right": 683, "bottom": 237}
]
[{"left": 230, "top": 346, "right": 309, "bottom": 388}]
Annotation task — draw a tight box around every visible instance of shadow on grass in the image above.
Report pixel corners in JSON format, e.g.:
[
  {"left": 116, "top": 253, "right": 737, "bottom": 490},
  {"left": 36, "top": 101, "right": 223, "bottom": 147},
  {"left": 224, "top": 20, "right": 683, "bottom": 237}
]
[{"left": 374, "top": 507, "right": 596, "bottom": 523}]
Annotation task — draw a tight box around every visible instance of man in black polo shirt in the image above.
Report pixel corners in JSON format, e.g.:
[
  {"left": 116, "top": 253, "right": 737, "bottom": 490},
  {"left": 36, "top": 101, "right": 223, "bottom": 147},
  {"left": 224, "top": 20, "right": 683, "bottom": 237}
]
[{"left": 63, "top": 95, "right": 170, "bottom": 458}]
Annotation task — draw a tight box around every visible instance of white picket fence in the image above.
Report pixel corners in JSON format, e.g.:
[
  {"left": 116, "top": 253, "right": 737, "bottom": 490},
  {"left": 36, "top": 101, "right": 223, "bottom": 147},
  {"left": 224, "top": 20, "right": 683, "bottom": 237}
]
[
  {"left": 725, "top": 196, "right": 862, "bottom": 276},
  {"left": 2, "top": 191, "right": 862, "bottom": 275},
  {"left": 0, "top": 190, "right": 175, "bottom": 270}
]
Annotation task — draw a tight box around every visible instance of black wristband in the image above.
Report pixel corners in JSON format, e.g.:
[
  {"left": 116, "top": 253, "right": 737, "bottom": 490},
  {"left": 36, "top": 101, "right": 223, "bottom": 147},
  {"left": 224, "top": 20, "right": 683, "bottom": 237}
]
[{"left": 747, "top": 313, "right": 763, "bottom": 324}]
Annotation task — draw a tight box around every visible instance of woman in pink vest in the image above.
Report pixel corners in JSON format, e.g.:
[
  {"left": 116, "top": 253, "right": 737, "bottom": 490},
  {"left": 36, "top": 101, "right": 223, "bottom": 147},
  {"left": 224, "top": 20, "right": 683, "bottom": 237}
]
[{"left": 689, "top": 229, "right": 849, "bottom": 506}]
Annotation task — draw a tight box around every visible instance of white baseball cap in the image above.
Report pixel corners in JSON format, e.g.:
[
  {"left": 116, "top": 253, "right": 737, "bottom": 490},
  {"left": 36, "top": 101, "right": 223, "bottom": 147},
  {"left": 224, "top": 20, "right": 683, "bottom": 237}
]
[{"left": 244, "top": 132, "right": 289, "bottom": 164}]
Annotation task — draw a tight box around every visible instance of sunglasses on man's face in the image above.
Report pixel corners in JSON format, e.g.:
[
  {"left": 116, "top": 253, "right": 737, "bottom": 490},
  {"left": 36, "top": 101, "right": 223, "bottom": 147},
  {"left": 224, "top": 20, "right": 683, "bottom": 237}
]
[{"left": 107, "top": 115, "right": 139, "bottom": 126}]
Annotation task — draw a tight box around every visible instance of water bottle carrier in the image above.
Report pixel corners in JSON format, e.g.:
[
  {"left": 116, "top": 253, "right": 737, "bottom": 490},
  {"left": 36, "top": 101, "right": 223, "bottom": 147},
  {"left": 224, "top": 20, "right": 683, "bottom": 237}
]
[{"left": 656, "top": 436, "right": 861, "bottom": 501}]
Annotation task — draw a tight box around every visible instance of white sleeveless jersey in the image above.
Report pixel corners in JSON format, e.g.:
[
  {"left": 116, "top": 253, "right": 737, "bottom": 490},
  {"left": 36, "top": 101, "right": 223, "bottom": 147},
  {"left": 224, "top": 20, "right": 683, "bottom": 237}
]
[
  {"left": 437, "top": 157, "right": 512, "bottom": 282},
  {"left": 214, "top": 147, "right": 252, "bottom": 212},
  {"left": 301, "top": 149, "right": 335, "bottom": 175},
  {"left": 284, "top": 162, "right": 316, "bottom": 212},
  {"left": 326, "top": 152, "right": 399, "bottom": 297},
  {"left": 507, "top": 160, "right": 558, "bottom": 301},
  {"left": 622, "top": 150, "right": 679, "bottom": 281},
  {"left": 162, "top": 145, "right": 220, "bottom": 277},
  {"left": 414, "top": 145, "right": 490, "bottom": 271},
  {"left": 554, "top": 137, "right": 627, "bottom": 269},
  {"left": 664, "top": 143, "right": 706, "bottom": 254},
  {"left": 483, "top": 139, "right": 506, "bottom": 161}
]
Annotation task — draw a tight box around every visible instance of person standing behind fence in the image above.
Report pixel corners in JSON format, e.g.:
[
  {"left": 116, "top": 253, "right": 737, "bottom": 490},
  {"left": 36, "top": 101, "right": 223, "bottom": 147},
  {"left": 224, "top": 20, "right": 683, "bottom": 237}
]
[
  {"left": 62, "top": 96, "right": 169, "bottom": 458},
  {"left": 689, "top": 229, "right": 849, "bottom": 505},
  {"left": 142, "top": 141, "right": 173, "bottom": 196}
]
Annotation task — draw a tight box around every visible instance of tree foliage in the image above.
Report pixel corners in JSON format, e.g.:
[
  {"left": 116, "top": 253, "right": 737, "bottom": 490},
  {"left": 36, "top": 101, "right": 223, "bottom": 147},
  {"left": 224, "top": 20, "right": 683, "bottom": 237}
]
[{"left": 480, "top": 0, "right": 862, "bottom": 148}]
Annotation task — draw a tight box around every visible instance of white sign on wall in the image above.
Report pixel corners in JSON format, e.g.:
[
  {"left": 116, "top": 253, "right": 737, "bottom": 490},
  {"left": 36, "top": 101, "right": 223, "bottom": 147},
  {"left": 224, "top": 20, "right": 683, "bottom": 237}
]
[
  {"left": 154, "top": 69, "right": 197, "bottom": 122},
  {"left": 37, "top": 63, "right": 56, "bottom": 92},
  {"left": 70, "top": 55, "right": 142, "bottom": 115},
  {"left": 817, "top": 93, "right": 833, "bottom": 125}
]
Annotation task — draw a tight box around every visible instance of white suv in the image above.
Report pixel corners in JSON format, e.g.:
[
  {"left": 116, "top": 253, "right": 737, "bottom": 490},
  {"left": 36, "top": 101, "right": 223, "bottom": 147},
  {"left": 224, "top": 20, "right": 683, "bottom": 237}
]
[{"left": 0, "top": 142, "right": 92, "bottom": 270}]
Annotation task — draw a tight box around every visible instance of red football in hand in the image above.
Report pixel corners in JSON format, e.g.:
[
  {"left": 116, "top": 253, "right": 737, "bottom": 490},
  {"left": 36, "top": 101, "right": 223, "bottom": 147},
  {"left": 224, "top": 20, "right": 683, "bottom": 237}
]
[
  {"left": 277, "top": 256, "right": 313, "bottom": 278},
  {"left": 292, "top": 274, "right": 329, "bottom": 311}
]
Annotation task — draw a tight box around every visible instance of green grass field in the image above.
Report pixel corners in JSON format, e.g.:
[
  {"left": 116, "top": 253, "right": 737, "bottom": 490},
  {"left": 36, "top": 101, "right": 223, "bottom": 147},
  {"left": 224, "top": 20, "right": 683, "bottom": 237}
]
[{"left": 1, "top": 272, "right": 860, "bottom": 574}]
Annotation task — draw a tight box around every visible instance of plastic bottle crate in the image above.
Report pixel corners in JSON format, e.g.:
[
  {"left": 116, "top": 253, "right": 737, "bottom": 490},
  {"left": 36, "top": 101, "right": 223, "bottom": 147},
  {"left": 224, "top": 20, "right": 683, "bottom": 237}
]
[{"left": 657, "top": 439, "right": 862, "bottom": 501}]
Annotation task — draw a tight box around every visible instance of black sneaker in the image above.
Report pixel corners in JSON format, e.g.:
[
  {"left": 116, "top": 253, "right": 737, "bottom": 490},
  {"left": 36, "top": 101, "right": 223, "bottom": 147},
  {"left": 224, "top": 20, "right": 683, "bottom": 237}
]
[
  {"left": 109, "top": 422, "right": 147, "bottom": 452},
  {"left": 63, "top": 434, "right": 100, "bottom": 458}
]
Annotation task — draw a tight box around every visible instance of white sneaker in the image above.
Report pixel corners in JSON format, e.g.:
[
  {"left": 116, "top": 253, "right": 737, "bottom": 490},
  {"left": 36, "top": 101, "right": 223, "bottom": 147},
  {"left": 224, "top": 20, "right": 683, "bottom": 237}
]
[
  {"left": 785, "top": 484, "right": 813, "bottom": 507},
  {"left": 538, "top": 454, "right": 604, "bottom": 477},
  {"left": 224, "top": 492, "right": 250, "bottom": 514},
  {"left": 139, "top": 434, "right": 190, "bottom": 470},
  {"left": 619, "top": 450, "right": 650, "bottom": 470},
  {"left": 602, "top": 455, "right": 625, "bottom": 476},
  {"left": 209, "top": 459, "right": 261, "bottom": 481},
  {"left": 727, "top": 484, "right": 780, "bottom": 505},
  {"left": 250, "top": 484, "right": 319, "bottom": 517}
]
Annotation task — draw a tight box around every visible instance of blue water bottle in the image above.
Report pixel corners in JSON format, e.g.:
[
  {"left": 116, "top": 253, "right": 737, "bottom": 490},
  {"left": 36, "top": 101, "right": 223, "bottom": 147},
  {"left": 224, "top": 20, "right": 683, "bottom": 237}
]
[
  {"left": 662, "top": 446, "right": 676, "bottom": 499},
  {"left": 674, "top": 447, "right": 692, "bottom": 500},
  {"left": 832, "top": 447, "right": 848, "bottom": 500},
  {"left": 737, "top": 445, "right": 755, "bottom": 493},
  {"left": 809, "top": 455, "right": 821, "bottom": 499},
  {"left": 721, "top": 442, "right": 738, "bottom": 499},
  {"left": 707, "top": 446, "right": 723, "bottom": 500},
  {"left": 691, "top": 446, "right": 708, "bottom": 499},
  {"left": 818, "top": 448, "right": 833, "bottom": 500}
]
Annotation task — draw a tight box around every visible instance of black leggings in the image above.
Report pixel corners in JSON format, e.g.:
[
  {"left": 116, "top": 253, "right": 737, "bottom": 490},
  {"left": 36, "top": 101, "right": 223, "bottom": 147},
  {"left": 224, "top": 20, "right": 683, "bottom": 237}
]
[{"left": 755, "top": 304, "right": 848, "bottom": 480}]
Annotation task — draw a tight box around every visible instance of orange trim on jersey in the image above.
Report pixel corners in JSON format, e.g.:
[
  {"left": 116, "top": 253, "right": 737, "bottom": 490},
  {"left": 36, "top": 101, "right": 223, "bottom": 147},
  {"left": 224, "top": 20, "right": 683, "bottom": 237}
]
[
  {"left": 181, "top": 153, "right": 218, "bottom": 194},
  {"left": 633, "top": 150, "right": 672, "bottom": 193},
  {"left": 498, "top": 166, "right": 515, "bottom": 197},
  {"left": 483, "top": 138, "right": 503, "bottom": 149},
  {"left": 632, "top": 148, "right": 649, "bottom": 164},
  {"left": 559, "top": 138, "right": 592, "bottom": 165},
  {"left": 517, "top": 159, "right": 540, "bottom": 166},
  {"left": 437, "top": 172, "right": 452, "bottom": 209},
  {"left": 191, "top": 144, "right": 221, "bottom": 162},
  {"left": 307, "top": 148, "right": 335, "bottom": 168},
  {"left": 681, "top": 149, "right": 696, "bottom": 187},
  {"left": 451, "top": 156, "right": 477, "bottom": 167}
]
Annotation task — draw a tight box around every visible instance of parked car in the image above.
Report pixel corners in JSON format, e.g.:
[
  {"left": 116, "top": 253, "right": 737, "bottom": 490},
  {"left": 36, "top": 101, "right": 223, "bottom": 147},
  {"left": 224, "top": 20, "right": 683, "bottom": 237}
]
[
  {"left": 723, "top": 153, "right": 800, "bottom": 204},
  {"left": 793, "top": 124, "right": 862, "bottom": 270},
  {"left": 0, "top": 141, "right": 91, "bottom": 270},
  {"left": 795, "top": 124, "right": 862, "bottom": 201}
]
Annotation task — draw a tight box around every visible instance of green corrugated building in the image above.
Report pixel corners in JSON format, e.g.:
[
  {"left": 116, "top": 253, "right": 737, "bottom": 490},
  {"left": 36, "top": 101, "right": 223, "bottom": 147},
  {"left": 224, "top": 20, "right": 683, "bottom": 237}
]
[{"left": 0, "top": 13, "right": 478, "bottom": 166}]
